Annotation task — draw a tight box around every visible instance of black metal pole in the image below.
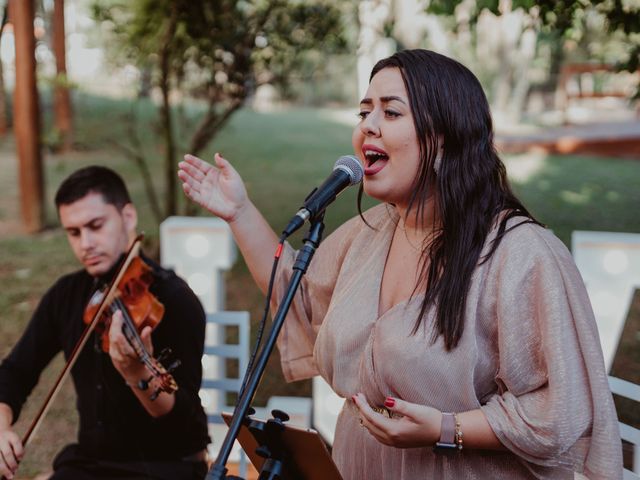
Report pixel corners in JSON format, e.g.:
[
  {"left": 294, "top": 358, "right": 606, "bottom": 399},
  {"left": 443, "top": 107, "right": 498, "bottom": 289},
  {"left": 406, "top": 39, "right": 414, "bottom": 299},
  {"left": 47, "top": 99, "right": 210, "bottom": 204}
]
[{"left": 206, "top": 216, "right": 326, "bottom": 480}]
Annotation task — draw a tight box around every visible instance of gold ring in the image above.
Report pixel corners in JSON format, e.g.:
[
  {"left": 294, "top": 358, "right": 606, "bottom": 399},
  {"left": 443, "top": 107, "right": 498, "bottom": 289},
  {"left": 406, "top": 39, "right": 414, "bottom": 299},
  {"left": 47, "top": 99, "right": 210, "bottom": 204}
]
[{"left": 371, "top": 406, "right": 392, "bottom": 418}]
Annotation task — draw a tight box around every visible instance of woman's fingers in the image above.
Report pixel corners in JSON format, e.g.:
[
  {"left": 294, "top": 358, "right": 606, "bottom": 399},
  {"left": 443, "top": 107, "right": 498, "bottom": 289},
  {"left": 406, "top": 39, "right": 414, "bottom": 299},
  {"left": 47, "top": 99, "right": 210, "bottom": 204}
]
[
  {"left": 353, "top": 394, "right": 394, "bottom": 434},
  {"left": 352, "top": 393, "right": 442, "bottom": 448},
  {"left": 178, "top": 158, "right": 213, "bottom": 185},
  {"left": 213, "top": 152, "right": 227, "bottom": 168},
  {"left": 178, "top": 162, "right": 205, "bottom": 183},
  {"left": 179, "top": 155, "right": 222, "bottom": 195},
  {"left": 183, "top": 154, "right": 213, "bottom": 176},
  {"left": 179, "top": 152, "right": 249, "bottom": 222}
]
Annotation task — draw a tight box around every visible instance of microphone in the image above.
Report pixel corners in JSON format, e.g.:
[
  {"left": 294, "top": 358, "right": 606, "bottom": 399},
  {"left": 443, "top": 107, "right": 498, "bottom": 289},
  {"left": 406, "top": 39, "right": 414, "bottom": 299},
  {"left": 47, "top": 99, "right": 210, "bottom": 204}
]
[{"left": 282, "top": 155, "right": 363, "bottom": 237}]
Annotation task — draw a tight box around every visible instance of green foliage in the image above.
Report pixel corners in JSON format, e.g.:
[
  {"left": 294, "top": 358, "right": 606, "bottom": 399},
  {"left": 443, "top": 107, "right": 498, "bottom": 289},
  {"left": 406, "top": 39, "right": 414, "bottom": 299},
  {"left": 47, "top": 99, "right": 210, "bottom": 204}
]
[
  {"left": 427, "top": 0, "right": 640, "bottom": 77},
  {"left": 90, "top": 0, "right": 348, "bottom": 218},
  {"left": 92, "top": 0, "right": 347, "bottom": 100}
]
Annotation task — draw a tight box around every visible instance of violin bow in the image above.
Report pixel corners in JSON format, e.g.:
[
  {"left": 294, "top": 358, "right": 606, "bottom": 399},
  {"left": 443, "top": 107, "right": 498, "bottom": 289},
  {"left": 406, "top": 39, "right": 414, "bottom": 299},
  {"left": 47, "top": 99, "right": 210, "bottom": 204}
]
[{"left": 19, "top": 235, "right": 145, "bottom": 450}]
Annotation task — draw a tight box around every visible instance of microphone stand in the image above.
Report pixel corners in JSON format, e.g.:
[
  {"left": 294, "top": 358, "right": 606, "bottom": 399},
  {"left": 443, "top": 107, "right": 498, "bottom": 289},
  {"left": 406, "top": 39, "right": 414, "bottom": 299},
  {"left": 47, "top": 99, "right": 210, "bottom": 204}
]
[{"left": 206, "top": 214, "right": 326, "bottom": 480}]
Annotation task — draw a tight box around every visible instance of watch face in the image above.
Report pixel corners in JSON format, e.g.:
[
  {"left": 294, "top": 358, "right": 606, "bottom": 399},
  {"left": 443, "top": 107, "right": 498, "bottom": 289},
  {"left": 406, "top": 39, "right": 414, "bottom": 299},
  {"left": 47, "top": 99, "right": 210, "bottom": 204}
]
[
  {"left": 434, "top": 442, "right": 457, "bottom": 449},
  {"left": 433, "top": 442, "right": 458, "bottom": 454}
]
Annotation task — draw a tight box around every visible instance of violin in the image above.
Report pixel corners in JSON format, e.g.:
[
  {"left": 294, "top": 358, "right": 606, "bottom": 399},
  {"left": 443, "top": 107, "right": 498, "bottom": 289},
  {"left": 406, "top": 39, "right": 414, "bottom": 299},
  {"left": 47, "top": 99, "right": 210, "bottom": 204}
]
[{"left": 83, "top": 237, "right": 180, "bottom": 400}]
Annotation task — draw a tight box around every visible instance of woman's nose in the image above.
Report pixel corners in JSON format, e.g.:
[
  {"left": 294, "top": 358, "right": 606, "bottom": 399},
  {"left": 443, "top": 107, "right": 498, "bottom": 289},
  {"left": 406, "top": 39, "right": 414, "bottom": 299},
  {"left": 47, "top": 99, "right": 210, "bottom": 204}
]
[{"left": 360, "top": 112, "right": 381, "bottom": 137}]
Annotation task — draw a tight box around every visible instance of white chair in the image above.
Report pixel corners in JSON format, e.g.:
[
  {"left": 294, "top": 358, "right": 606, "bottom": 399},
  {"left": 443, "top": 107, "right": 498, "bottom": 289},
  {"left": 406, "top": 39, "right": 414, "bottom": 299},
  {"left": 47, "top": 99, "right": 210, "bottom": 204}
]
[
  {"left": 200, "top": 311, "right": 250, "bottom": 477},
  {"left": 608, "top": 377, "right": 640, "bottom": 479},
  {"left": 572, "top": 231, "right": 640, "bottom": 477}
]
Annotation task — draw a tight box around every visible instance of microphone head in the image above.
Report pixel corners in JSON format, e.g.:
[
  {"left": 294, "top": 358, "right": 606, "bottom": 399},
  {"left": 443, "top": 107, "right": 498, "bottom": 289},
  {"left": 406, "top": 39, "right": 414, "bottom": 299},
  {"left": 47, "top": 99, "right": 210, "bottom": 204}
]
[{"left": 334, "top": 155, "right": 364, "bottom": 185}]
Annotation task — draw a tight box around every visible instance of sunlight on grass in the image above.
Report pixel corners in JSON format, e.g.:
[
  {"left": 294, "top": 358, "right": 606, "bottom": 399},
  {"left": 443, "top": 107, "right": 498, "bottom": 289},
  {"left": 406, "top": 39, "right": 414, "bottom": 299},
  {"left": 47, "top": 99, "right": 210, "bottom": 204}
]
[
  {"left": 506, "top": 154, "right": 640, "bottom": 245},
  {"left": 503, "top": 152, "right": 547, "bottom": 183},
  {"left": 559, "top": 188, "right": 592, "bottom": 205}
]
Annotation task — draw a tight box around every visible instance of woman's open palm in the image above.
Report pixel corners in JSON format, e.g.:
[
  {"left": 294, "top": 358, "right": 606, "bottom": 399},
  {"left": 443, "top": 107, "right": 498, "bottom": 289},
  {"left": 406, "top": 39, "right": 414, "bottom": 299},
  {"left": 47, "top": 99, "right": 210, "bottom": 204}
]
[{"left": 178, "top": 153, "right": 248, "bottom": 222}]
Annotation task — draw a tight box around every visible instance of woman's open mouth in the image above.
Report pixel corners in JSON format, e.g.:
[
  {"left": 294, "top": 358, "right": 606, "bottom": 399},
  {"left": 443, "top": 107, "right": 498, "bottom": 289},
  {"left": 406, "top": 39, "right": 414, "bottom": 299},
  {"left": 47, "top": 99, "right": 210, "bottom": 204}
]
[{"left": 362, "top": 145, "right": 389, "bottom": 176}]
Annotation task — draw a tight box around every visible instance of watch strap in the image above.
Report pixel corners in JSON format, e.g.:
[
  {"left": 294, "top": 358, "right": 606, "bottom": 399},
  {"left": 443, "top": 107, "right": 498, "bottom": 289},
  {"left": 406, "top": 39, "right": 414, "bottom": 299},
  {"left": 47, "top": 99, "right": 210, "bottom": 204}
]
[{"left": 434, "top": 412, "right": 457, "bottom": 450}]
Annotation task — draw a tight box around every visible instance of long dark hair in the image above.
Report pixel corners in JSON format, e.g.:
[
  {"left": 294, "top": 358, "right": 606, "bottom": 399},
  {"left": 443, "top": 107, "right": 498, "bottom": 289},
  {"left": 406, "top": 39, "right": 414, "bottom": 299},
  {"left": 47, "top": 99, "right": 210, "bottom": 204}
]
[{"left": 359, "top": 49, "right": 540, "bottom": 350}]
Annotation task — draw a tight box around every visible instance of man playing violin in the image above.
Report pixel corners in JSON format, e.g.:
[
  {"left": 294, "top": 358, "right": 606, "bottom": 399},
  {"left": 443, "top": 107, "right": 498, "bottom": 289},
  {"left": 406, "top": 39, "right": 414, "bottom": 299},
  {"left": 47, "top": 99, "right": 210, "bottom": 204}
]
[{"left": 0, "top": 166, "right": 210, "bottom": 479}]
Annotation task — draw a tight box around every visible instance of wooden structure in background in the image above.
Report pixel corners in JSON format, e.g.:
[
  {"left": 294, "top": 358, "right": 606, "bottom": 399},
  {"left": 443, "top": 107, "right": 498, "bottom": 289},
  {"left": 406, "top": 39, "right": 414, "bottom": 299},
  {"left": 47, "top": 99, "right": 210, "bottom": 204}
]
[
  {"left": 556, "top": 63, "right": 639, "bottom": 123},
  {"left": 11, "top": 0, "right": 43, "bottom": 233},
  {"left": 497, "top": 63, "right": 640, "bottom": 159}
]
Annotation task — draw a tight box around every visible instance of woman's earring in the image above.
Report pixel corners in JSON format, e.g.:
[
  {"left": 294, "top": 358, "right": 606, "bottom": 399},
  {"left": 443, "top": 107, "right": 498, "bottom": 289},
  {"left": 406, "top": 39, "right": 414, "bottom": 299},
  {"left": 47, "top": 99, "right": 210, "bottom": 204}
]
[{"left": 434, "top": 146, "right": 443, "bottom": 175}]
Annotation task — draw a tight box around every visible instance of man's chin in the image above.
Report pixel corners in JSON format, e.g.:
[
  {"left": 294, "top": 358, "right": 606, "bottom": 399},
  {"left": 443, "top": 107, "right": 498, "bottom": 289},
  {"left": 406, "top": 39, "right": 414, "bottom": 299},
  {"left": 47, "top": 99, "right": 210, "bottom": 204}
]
[{"left": 84, "top": 263, "right": 109, "bottom": 277}]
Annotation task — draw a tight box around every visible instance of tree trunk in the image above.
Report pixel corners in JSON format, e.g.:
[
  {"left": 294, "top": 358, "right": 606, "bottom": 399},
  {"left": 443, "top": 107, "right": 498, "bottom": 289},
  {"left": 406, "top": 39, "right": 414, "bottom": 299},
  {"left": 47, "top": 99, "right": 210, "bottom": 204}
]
[
  {"left": 507, "top": 27, "right": 537, "bottom": 122},
  {"left": 0, "top": 50, "right": 7, "bottom": 136},
  {"left": 52, "top": 0, "right": 72, "bottom": 151},
  {"left": 356, "top": 0, "right": 394, "bottom": 98},
  {"left": 0, "top": 5, "right": 9, "bottom": 136},
  {"left": 11, "top": 0, "right": 44, "bottom": 233},
  {"left": 159, "top": 12, "right": 178, "bottom": 217},
  {"left": 188, "top": 100, "right": 243, "bottom": 157}
]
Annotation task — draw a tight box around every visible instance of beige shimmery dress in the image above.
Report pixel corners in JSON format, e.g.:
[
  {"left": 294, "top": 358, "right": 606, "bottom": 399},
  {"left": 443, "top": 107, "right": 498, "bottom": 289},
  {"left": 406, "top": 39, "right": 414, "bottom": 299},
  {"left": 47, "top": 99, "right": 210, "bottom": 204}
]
[{"left": 273, "top": 204, "right": 623, "bottom": 480}]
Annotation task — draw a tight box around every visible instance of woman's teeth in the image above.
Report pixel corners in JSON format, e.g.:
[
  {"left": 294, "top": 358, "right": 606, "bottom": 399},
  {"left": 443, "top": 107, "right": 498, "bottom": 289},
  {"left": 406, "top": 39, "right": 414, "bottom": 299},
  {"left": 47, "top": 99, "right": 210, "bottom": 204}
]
[{"left": 365, "top": 151, "right": 388, "bottom": 164}]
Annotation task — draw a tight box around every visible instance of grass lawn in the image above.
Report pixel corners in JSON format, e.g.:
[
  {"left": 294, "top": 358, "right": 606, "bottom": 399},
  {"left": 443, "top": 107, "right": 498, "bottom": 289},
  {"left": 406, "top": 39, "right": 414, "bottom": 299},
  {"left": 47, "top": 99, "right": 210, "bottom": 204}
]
[{"left": 1, "top": 93, "right": 639, "bottom": 476}]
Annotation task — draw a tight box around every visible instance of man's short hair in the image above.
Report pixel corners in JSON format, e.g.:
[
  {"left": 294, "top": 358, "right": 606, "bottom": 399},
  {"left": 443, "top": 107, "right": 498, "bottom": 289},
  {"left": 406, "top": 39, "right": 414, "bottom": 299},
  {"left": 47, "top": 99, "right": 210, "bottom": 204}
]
[{"left": 55, "top": 165, "right": 132, "bottom": 210}]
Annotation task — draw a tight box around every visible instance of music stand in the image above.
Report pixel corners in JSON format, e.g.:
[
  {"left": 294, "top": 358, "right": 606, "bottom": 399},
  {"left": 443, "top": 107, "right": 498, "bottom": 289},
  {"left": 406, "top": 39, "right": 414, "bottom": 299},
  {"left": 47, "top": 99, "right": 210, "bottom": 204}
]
[{"left": 222, "top": 411, "right": 343, "bottom": 480}]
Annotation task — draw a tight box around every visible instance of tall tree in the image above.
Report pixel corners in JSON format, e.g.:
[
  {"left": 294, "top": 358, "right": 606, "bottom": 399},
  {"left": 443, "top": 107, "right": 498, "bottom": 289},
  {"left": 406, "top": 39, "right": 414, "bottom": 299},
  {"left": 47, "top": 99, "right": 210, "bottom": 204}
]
[
  {"left": 0, "top": 3, "right": 9, "bottom": 136},
  {"left": 92, "top": 0, "right": 347, "bottom": 220},
  {"left": 11, "top": 0, "right": 44, "bottom": 233},
  {"left": 52, "top": 0, "right": 73, "bottom": 151}
]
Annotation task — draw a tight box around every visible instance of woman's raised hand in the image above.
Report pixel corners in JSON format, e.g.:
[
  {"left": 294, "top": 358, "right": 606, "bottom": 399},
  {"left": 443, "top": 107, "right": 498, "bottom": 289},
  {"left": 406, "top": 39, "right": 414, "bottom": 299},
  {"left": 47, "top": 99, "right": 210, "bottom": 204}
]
[
  {"left": 178, "top": 153, "right": 249, "bottom": 223},
  {"left": 180, "top": 152, "right": 280, "bottom": 294}
]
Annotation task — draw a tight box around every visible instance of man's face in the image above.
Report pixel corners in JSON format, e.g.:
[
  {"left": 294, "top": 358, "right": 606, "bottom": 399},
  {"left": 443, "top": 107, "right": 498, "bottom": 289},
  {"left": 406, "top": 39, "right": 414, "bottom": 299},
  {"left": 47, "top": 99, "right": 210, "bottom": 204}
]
[{"left": 59, "top": 192, "right": 137, "bottom": 277}]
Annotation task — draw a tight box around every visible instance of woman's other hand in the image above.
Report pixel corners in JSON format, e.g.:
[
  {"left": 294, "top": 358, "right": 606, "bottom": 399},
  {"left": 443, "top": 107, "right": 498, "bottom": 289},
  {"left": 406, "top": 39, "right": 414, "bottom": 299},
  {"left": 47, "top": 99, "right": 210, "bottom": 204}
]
[
  {"left": 178, "top": 153, "right": 249, "bottom": 224},
  {"left": 352, "top": 393, "right": 441, "bottom": 448}
]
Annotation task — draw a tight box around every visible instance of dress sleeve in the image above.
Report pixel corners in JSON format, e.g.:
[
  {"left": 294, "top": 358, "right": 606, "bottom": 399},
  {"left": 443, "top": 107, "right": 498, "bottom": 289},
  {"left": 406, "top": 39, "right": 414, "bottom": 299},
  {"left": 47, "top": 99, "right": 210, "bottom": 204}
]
[
  {"left": 274, "top": 215, "right": 363, "bottom": 382},
  {"left": 480, "top": 224, "right": 623, "bottom": 478}
]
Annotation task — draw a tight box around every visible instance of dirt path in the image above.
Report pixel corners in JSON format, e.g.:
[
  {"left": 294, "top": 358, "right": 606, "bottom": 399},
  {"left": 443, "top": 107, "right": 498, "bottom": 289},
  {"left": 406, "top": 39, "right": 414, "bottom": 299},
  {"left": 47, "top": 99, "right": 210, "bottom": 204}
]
[{"left": 496, "top": 120, "right": 640, "bottom": 159}]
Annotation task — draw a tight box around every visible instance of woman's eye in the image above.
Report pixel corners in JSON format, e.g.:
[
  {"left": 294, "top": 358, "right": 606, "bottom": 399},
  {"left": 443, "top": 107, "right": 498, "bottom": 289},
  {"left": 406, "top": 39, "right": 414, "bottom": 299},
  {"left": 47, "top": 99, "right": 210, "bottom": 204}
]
[
  {"left": 385, "top": 110, "right": 400, "bottom": 118},
  {"left": 357, "top": 111, "right": 370, "bottom": 120}
]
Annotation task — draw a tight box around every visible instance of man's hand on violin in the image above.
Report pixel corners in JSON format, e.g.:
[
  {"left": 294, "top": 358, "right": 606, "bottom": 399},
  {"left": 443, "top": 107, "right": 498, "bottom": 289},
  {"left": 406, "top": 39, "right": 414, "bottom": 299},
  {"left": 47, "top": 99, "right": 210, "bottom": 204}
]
[
  {"left": 0, "top": 425, "right": 22, "bottom": 480},
  {"left": 108, "top": 310, "right": 153, "bottom": 386}
]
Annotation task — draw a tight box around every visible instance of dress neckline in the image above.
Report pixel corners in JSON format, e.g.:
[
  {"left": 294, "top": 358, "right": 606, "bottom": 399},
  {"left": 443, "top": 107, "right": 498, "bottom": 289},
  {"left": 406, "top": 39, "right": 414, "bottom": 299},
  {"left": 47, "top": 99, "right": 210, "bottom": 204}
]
[{"left": 374, "top": 206, "right": 425, "bottom": 320}]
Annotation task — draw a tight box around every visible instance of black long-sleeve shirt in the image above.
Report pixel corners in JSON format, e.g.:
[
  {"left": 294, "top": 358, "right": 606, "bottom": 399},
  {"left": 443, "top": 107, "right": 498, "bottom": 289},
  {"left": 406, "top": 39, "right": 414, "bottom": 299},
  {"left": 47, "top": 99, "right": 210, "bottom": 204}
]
[{"left": 0, "top": 255, "right": 210, "bottom": 461}]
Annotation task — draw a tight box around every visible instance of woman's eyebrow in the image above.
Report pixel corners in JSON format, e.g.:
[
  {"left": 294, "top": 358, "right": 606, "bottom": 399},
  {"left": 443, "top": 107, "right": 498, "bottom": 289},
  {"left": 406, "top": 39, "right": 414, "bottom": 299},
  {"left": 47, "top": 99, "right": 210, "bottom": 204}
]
[
  {"left": 359, "top": 96, "right": 407, "bottom": 105},
  {"left": 380, "top": 95, "right": 407, "bottom": 104}
]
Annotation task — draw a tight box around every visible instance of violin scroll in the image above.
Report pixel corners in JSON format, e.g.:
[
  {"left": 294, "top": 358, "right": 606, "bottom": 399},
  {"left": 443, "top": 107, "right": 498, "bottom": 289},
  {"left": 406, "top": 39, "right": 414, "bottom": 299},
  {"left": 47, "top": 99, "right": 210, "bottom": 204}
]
[{"left": 136, "top": 349, "right": 181, "bottom": 400}]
